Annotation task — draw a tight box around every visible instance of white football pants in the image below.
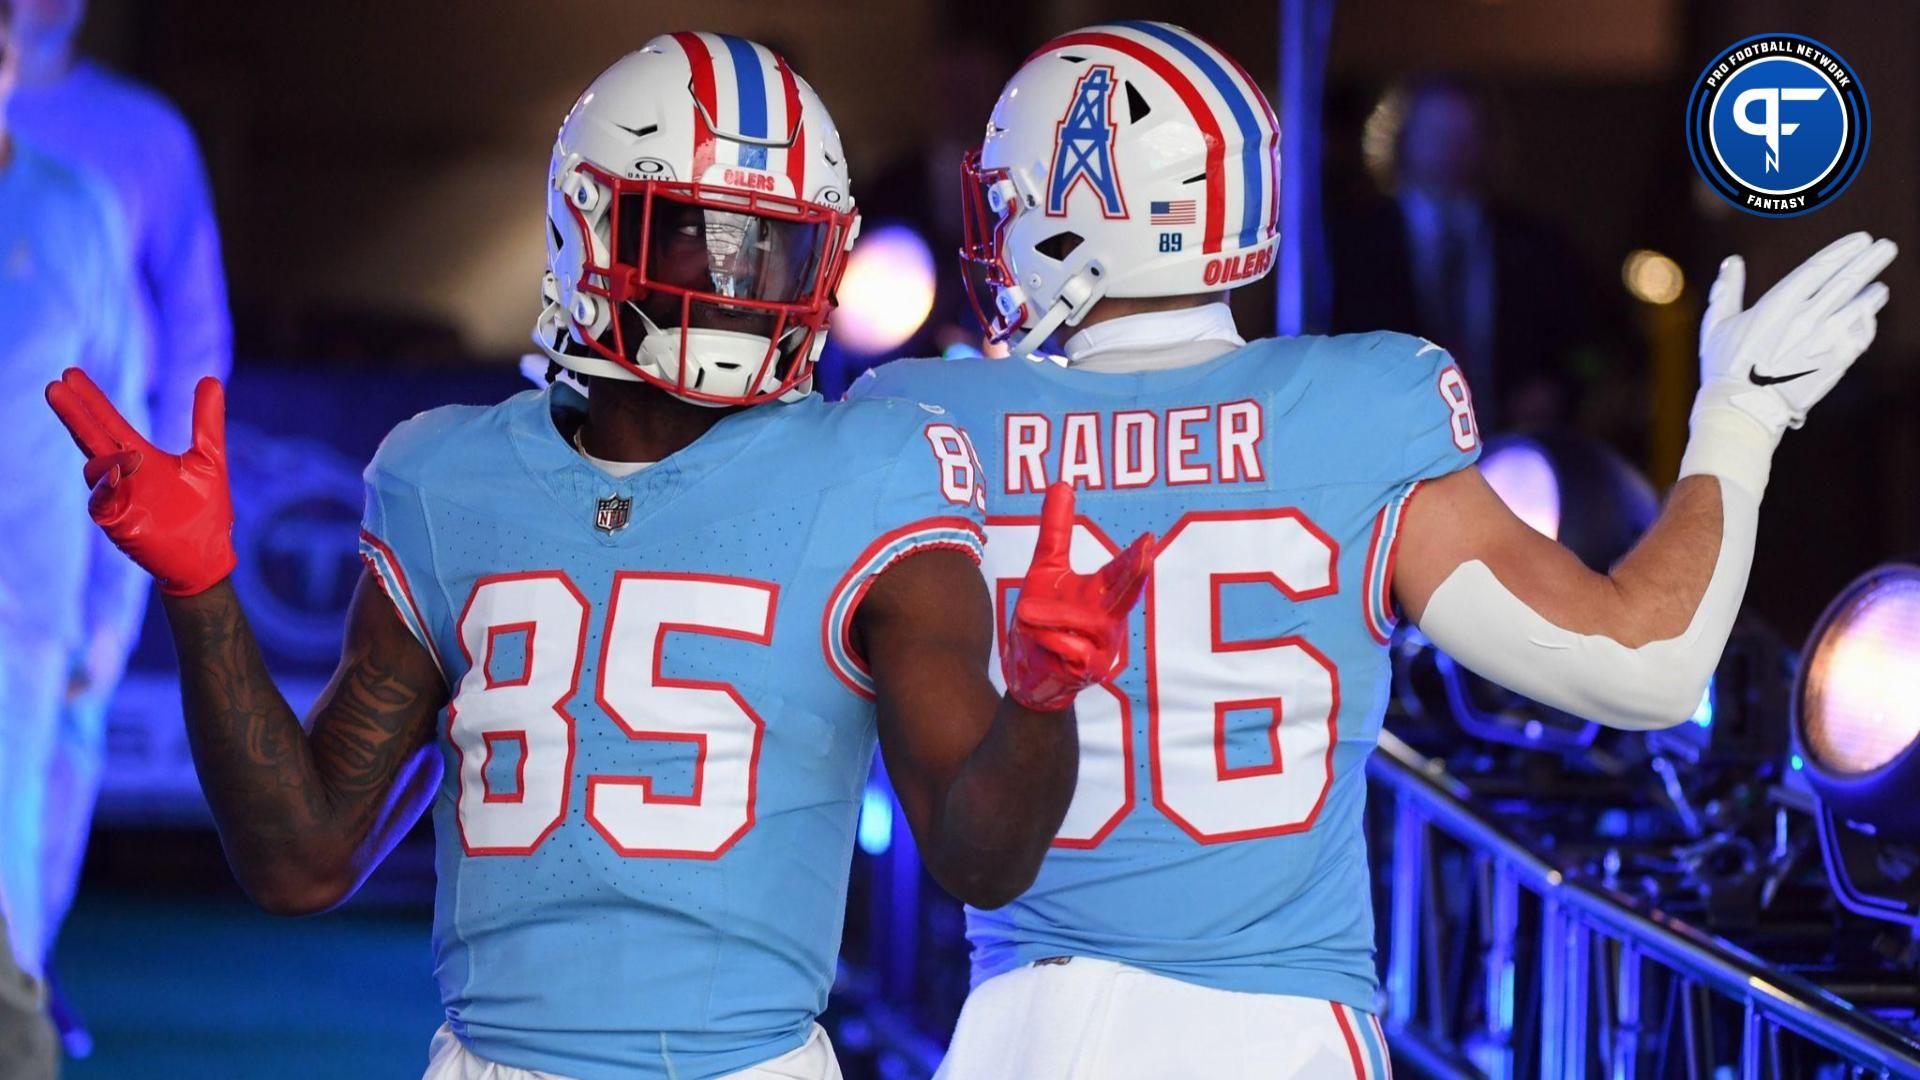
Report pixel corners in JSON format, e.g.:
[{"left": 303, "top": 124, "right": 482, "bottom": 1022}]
[
  {"left": 423, "top": 1021, "right": 843, "bottom": 1080},
  {"left": 936, "top": 957, "right": 1394, "bottom": 1079}
]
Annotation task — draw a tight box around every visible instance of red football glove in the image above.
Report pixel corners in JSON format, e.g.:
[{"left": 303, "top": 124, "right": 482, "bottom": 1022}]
[
  {"left": 1003, "top": 483, "right": 1155, "bottom": 712},
  {"left": 45, "top": 368, "right": 236, "bottom": 597}
]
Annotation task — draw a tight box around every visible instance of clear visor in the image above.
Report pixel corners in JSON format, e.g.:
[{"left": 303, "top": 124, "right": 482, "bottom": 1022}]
[{"left": 618, "top": 191, "right": 827, "bottom": 307}]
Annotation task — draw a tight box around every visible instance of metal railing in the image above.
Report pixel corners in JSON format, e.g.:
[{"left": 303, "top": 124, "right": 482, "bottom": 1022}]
[{"left": 1370, "top": 731, "right": 1920, "bottom": 1079}]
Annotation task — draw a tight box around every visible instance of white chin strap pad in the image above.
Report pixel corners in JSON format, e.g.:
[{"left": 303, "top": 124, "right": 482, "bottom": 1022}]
[
  {"left": 1008, "top": 267, "right": 1104, "bottom": 359},
  {"left": 1416, "top": 477, "right": 1759, "bottom": 733},
  {"left": 1008, "top": 300, "right": 1076, "bottom": 360},
  {"left": 635, "top": 308, "right": 782, "bottom": 404}
]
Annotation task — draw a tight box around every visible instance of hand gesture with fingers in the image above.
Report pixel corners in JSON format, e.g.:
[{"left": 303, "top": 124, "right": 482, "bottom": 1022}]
[
  {"left": 1003, "top": 482, "right": 1155, "bottom": 712},
  {"left": 1699, "top": 231, "right": 1897, "bottom": 433},
  {"left": 45, "top": 369, "right": 236, "bottom": 597}
]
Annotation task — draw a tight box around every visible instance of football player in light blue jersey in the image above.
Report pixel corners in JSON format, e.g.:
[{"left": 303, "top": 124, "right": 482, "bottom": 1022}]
[
  {"left": 45, "top": 37, "right": 1153, "bottom": 1080},
  {"left": 854, "top": 22, "right": 1896, "bottom": 1078}
]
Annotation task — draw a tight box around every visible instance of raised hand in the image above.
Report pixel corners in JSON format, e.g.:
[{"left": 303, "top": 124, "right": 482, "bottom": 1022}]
[
  {"left": 1699, "top": 231, "right": 1896, "bottom": 433},
  {"left": 45, "top": 368, "right": 236, "bottom": 596},
  {"left": 1003, "top": 482, "right": 1154, "bottom": 712}
]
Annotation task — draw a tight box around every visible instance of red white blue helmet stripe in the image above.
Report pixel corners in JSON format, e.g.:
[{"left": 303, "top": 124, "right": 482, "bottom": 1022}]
[
  {"left": 1113, "top": 21, "right": 1273, "bottom": 251},
  {"left": 718, "top": 34, "right": 771, "bottom": 167},
  {"left": 670, "top": 32, "right": 809, "bottom": 194}
]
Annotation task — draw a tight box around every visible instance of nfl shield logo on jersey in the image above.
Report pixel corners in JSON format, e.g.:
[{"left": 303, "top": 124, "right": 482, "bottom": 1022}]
[{"left": 594, "top": 493, "right": 632, "bottom": 533}]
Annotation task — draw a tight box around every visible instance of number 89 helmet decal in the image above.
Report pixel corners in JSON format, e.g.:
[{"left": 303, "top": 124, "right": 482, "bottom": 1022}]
[
  {"left": 536, "top": 33, "right": 860, "bottom": 406},
  {"left": 961, "top": 22, "right": 1280, "bottom": 358}
]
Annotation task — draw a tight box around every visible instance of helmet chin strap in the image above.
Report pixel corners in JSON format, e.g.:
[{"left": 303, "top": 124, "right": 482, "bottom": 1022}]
[
  {"left": 1007, "top": 299, "right": 1076, "bottom": 360},
  {"left": 1006, "top": 265, "right": 1105, "bottom": 361},
  {"left": 538, "top": 299, "right": 814, "bottom": 404},
  {"left": 537, "top": 300, "right": 639, "bottom": 382}
]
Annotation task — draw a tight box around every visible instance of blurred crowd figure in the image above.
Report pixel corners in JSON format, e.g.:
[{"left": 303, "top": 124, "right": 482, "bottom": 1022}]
[
  {"left": 0, "top": 905, "right": 55, "bottom": 1080},
  {"left": 0, "top": 0, "right": 230, "bottom": 1066},
  {"left": 10, "top": 0, "right": 229, "bottom": 451},
  {"left": 1329, "top": 75, "right": 1607, "bottom": 434}
]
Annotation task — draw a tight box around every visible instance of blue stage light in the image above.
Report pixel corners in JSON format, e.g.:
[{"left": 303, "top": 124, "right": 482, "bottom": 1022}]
[
  {"left": 858, "top": 783, "right": 894, "bottom": 856},
  {"left": 1596, "top": 809, "right": 1631, "bottom": 837},
  {"left": 1691, "top": 678, "right": 1715, "bottom": 728}
]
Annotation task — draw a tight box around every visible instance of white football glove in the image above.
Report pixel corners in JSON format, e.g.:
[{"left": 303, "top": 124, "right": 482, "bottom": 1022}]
[{"left": 1682, "top": 231, "right": 1896, "bottom": 497}]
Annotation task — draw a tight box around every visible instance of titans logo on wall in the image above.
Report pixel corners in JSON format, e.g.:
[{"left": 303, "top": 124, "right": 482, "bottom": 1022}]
[
  {"left": 1048, "top": 64, "right": 1129, "bottom": 218},
  {"left": 1687, "top": 34, "right": 1869, "bottom": 218},
  {"left": 103, "top": 423, "right": 366, "bottom": 819},
  {"left": 226, "top": 423, "right": 367, "bottom": 662}
]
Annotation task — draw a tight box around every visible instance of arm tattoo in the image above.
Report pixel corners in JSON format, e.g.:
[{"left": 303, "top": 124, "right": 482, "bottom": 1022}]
[
  {"left": 164, "top": 577, "right": 442, "bottom": 894},
  {"left": 309, "top": 654, "right": 437, "bottom": 836}
]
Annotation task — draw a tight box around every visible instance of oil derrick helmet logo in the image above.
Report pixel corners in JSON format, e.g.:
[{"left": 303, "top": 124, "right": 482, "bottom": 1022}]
[
  {"left": 1687, "top": 34, "right": 1869, "bottom": 218},
  {"left": 1048, "top": 65, "right": 1129, "bottom": 218}
]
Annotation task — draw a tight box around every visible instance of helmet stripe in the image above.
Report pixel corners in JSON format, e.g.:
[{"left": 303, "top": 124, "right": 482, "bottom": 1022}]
[
  {"left": 774, "top": 52, "right": 807, "bottom": 196},
  {"left": 719, "top": 34, "right": 771, "bottom": 169},
  {"left": 671, "top": 32, "right": 719, "bottom": 177},
  {"left": 1216, "top": 47, "right": 1283, "bottom": 234},
  {"left": 1114, "top": 21, "right": 1268, "bottom": 251},
  {"left": 1041, "top": 31, "right": 1229, "bottom": 254}
]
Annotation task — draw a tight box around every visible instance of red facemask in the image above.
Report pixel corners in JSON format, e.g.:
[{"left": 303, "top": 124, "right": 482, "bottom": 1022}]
[
  {"left": 958, "top": 148, "right": 1030, "bottom": 345},
  {"left": 564, "top": 161, "right": 859, "bottom": 405}
]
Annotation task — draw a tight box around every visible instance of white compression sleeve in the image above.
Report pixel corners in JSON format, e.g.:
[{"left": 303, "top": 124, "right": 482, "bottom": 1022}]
[{"left": 1415, "top": 393, "right": 1773, "bottom": 731}]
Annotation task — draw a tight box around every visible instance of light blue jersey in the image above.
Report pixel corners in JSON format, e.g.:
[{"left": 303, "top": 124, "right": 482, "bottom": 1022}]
[
  {"left": 358, "top": 384, "right": 985, "bottom": 1080},
  {"left": 854, "top": 331, "right": 1479, "bottom": 1010}
]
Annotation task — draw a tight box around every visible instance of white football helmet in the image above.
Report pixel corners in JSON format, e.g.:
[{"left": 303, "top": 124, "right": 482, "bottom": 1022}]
[
  {"left": 962, "top": 22, "right": 1281, "bottom": 357},
  {"left": 536, "top": 33, "right": 859, "bottom": 406}
]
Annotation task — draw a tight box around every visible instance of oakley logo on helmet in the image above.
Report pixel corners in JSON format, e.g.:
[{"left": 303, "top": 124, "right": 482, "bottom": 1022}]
[{"left": 1047, "top": 65, "right": 1129, "bottom": 219}]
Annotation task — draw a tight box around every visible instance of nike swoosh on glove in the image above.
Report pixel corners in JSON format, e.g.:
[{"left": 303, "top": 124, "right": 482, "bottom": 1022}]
[
  {"left": 1699, "top": 230, "right": 1896, "bottom": 435},
  {"left": 1002, "top": 482, "right": 1154, "bottom": 713},
  {"left": 46, "top": 369, "right": 237, "bottom": 597}
]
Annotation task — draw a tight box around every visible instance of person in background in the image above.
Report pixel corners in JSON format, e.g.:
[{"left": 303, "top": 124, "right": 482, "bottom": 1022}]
[
  {"left": 7, "top": 0, "right": 229, "bottom": 1050},
  {"left": 0, "top": 0, "right": 147, "bottom": 1063},
  {"left": 1330, "top": 74, "right": 1605, "bottom": 433},
  {"left": 0, "top": 903, "right": 57, "bottom": 1080}
]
